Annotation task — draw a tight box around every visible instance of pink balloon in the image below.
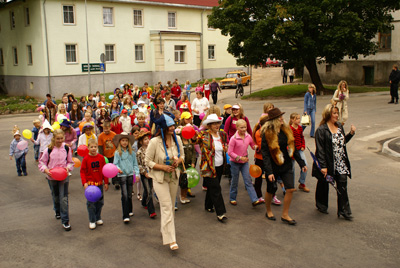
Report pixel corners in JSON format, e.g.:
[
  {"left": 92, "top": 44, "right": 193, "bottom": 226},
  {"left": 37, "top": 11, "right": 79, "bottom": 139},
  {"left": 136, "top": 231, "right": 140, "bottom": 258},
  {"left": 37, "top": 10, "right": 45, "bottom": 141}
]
[
  {"left": 102, "top": 163, "right": 119, "bottom": 178},
  {"left": 50, "top": 167, "right": 68, "bottom": 181},
  {"left": 199, "top": 113, "right": 205, "bottom": 120},
  {"left": 17, "top": 140, "right": 28, "bottom": 151}
]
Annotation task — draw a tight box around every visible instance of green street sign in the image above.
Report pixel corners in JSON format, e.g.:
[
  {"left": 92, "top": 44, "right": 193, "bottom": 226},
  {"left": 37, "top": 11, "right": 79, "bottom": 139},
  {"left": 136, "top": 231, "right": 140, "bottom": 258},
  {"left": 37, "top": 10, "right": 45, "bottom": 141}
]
[{"left": 82, "top": 63, "right": 102, "bottom": 72}]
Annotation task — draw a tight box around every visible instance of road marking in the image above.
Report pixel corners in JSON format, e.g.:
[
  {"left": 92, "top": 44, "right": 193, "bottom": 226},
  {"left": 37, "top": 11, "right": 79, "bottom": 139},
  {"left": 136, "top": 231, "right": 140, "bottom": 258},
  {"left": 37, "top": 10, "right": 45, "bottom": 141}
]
[{"left": 357, "top": 126, "right": 400, "bottom": 141}]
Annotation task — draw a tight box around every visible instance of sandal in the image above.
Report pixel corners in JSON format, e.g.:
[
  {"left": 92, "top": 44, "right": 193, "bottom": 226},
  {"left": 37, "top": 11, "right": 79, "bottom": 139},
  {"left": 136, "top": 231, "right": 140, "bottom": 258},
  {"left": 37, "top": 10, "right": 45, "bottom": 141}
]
[
  {"left": 137, "top": 193, "right": 142, "bottom": 201},
  {"left": 170, "top": 243, "right": 179, "bottom": 251}
]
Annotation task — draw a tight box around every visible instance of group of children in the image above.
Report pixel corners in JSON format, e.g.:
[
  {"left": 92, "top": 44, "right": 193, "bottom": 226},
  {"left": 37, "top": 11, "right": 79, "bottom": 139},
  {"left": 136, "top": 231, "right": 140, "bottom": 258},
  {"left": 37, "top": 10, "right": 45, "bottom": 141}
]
[{"left": 9, "top": 79, "right": 312, "bottom": 232}]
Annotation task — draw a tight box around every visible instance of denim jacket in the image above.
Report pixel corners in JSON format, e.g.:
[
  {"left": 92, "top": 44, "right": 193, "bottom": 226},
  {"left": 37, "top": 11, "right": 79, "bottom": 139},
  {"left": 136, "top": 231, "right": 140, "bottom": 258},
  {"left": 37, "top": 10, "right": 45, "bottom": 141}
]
[
  {"left": 9, "top": 138, "right": 28, "bottom": 158},
  {"left": 304, "top": 92, "right": 316, "bottom": 112}
]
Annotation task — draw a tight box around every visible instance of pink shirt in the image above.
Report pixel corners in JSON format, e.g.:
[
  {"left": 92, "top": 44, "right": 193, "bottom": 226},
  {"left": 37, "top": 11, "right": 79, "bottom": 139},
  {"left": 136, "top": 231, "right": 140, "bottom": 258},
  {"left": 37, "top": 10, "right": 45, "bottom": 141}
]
[
  {"left": 38, "top": 142, "right": 74, "bottom": 180},
  {"left": 228, "top": 132, "right": 255, "bottom": 163}
]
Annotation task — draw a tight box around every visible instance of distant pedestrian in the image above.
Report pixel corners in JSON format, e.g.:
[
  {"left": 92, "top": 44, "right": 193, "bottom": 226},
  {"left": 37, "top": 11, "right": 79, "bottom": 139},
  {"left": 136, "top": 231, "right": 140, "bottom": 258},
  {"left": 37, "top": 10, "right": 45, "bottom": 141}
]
[
  {"left": 303, "top": 84, "right": 317, "bottom": 137},
  {"left": 388, "top": 64, "right": 400, "bottom": 104},
  {"left": 210, "top": 79, "right": 222, "bottom": 105},
  {"left": 203, "top": 79, "right": 211, "bottom": 100},
  {"left": 288, "top": 68, "right": 295, "bottom": 83},
  {"left": 281, "top": 68, "right": 288, "bottom": 83}
]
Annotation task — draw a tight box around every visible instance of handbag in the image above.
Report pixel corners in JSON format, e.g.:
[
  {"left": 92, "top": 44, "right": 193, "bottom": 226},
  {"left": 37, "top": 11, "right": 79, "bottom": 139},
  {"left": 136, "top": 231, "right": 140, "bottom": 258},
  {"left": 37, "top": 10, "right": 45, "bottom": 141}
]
[
  {"left": 179, "top": 159, "right": 188, "bottom": 188},
  {"left": 301, "top": 114, "right": 310, "bottom": 126}
]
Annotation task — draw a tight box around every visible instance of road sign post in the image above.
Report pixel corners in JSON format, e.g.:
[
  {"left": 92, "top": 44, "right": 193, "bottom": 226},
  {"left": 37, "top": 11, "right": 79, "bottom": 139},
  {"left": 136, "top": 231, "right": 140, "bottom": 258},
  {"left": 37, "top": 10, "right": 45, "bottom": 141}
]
[{"left": 100, "top": 53, "right": 106, "bottom": 95}]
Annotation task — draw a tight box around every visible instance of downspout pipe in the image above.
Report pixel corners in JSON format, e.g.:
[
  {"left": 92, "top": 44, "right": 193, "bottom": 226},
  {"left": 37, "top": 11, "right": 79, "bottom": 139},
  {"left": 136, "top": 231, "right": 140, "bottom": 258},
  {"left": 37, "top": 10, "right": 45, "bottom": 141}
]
[
  {"left": 43, "top": 0, "right": 51, "bottom": 95},
  {"left": 200, "top": 9, "right": 205, "bottom": 80}
]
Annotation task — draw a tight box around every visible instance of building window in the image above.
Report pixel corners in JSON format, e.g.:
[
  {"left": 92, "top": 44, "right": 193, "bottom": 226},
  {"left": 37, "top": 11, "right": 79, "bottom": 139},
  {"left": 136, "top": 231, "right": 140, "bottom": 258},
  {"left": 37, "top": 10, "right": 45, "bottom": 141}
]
[
  {"left": 105, "top": 44, "right": 115, "bottom": 62},
  {"left": 168, "top": 12, "right": 176, "bottom": 28},
  {"left": 10, "top": 11, "right": 16, "bottom": 29},
  {"left": 135, "top": 45, "right": 144, "bottom": 62},
  {"left": 65, "top": 44, "right": 77, "bottom": 63},
  {"left": 379, "top": 30, "right": 391, "bottom": 50},
  {"left": 0, "top": 48, "right": 4, "bottom": 66},
  {"left": 27, "top": 45, "right": 33, "bottom": 65},
  {"left": 208, "top": 45, "right": 215, "bottom": 60},
  {"left": 207, "top": 16, "right": 215, "bottom": 30},
  {"left": 326, "top": 64, "right": 332, "bottom": 73},
  {"left": 63, "top": 5, "right": 75, "bottom": 25},
  {"left": 133, "top": 9, "right": 143, "bottom": 27},
  {"left": 25, "top": 8, "right": 30, "bottom": 26},
  {"left": 174, "top": 45, "right": 185, "bottom": 63},
  {"left": 13, "top": 47, "right": 18, "bottom": 65},
  {"left": 103, "top": 7, "right": 114, "bottom": 26}
]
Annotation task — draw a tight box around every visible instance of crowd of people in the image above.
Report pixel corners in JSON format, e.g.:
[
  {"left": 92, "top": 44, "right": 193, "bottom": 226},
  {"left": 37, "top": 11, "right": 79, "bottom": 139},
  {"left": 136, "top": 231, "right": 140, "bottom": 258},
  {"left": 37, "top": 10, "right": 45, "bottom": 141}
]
[{"left": 8, "top": 79, "right": 356, "bottom": 251}]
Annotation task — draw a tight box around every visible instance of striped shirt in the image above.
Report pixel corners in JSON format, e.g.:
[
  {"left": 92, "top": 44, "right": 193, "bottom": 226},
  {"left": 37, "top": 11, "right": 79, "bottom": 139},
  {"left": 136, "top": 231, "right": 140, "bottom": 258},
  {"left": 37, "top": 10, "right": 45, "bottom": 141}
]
[{"left": 290, "top": 125, "right": 305, "bottom": 150}]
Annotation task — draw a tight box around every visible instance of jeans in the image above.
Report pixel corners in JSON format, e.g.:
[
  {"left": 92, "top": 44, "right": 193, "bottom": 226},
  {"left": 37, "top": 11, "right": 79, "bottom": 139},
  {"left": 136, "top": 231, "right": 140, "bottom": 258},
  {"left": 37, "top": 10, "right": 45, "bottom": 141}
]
[
  {"left": 211, "top": 91, "right": 218, "bottom": 105},
  {"left": 204, "top": 165, "right": 226, "bottom": 216},
  {"left": 229, "top": 161, "right": 259, "bottom": 203},
  {"left": 15, "top": 154, "right": 27, "bottom": 175},
  {"left": 141, "top": 175, "right": 155, "bottom": 215},
  {"left": 186, "top": 91, "right": 191, "bottom": 102},
  {"left": 48, "top": 178, "right": 69, "bottom": 224},
  {"left": 87, "top": 185, "right": 104, "bottom": 223},
  {"left": 119, "top": 175, "right": 133, "bottom": 219},
  {"left": 303, "top": 108, "right": 316, "bottom": 137},
  {"left": 34, "top": 145, "right": 40, "bottom": 161},
  {"left": 292, "top": 150, "right": 307, "bottom": 184}
]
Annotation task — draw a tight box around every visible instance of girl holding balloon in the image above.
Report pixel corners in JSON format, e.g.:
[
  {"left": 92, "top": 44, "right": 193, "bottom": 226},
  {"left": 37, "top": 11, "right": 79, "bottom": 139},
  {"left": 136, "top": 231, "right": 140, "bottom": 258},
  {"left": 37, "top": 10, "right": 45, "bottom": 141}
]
[
  {"left": 38, "top": 129, "right": 74, "bottom": 231},
  {"left": 9, "top": 126, "right": 29, "bottom": 176},
  {"left": 55, "top": 103, "right": 70, "bottom": 122},
  {"left": 80, "top": 139, "right": 108, "bottom": 230},
  {"left": 112, "top": 132, "right": 140, "bottom": 223}
]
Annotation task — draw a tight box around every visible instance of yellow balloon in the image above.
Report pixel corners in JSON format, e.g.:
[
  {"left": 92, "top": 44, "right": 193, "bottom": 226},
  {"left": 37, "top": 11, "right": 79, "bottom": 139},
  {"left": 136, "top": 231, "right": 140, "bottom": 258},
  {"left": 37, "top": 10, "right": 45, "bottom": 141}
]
[
  {"left": 52, "top": 122, "right": 60, "bottom": 130},
  {"left": 22, "top": 129, "right": 32, "bottom": 139}
]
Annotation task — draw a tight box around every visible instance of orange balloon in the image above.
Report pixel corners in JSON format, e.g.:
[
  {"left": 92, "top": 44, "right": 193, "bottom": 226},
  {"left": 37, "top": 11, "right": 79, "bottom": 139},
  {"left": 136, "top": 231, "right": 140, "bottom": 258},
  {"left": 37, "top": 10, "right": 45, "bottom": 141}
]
[
  {"left": 249, "top": 164, "right": 262, "bottom": 178},
  {"left": 72, "top": 157, "right": 81, "bottom": 168}
]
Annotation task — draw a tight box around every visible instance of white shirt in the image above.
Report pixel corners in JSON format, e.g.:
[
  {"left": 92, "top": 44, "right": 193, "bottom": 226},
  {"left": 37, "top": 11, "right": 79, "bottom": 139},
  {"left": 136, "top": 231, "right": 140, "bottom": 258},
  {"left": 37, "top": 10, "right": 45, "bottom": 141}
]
[
  {"left": 213, "top": 134, "right": 224, "bottom": 167},
  {"left": 191, "top": 97, "right": 210, "bottom": 115},
  {"left": 119, "top": 116, "right": 132, "bottom": 133}
]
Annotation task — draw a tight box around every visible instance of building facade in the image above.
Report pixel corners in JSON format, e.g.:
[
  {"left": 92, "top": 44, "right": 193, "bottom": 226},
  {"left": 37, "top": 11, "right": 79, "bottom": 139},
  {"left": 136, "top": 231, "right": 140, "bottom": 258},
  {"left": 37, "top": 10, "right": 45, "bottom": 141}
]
[
  {"left": 0, "top": 0, "right": 244, "bottom": 98},
  {"left": 303, "top": 11, "right": 400, "bottom": 87}
]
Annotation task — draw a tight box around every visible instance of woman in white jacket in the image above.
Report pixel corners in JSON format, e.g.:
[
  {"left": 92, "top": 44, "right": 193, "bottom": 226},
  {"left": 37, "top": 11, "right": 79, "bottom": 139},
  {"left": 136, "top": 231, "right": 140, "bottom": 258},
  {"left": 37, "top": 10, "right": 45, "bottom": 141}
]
[{"left": 332, "top": 80, "right": 349, "bottom": 125}]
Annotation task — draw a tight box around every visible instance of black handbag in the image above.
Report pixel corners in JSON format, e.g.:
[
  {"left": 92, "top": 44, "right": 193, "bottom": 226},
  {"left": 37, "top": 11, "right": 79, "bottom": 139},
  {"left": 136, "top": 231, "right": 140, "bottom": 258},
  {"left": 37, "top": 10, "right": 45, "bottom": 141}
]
[{"left": 179, "top": 160, "right": 188, "bottom": 188}]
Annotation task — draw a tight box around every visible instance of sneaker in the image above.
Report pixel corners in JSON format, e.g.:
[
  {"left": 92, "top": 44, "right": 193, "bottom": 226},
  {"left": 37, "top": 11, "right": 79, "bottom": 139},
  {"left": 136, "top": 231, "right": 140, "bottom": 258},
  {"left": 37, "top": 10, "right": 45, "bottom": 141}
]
[
  {"left": 23, "top": 173, "right": 28, "bottom": 176},
  {"left": 63, "top": 222, "right": 71, "bottom": 231},
  {"left": 230, "top": 200, "right": 237, "bottom": 206},
  {"left": 89, "top": 222, "right": 96, "bottom": 230},
  {"left": 123, "top": 218, "right": 130, "bottom": 223},
  {"left": 180, "top": 197, "right": 191, "bottom": 204},
  {"left": 259, "top": 197, "right": 265, "bottom": 203},
  {"left": 252, "top": 198, "right": 264, "bottom": 207},
  {"left": 175, "top": 206, "right": 178, "bottom": 211},
  {"left": 18, "top": 174, "right": 22, "bottom": 177},
  {"left": 202, "top": 186, "right": 207, "bottom": 191},
  {"left": 272, "top": 196, "right": 281, "bottom": 205},
  {"left": 137, "top": 193, "right": 142, "bottom": 201},
  {"left": 149, "top": 213, "right": 157, "bottom": 218},
  {"left": 129, "top": 212, "right": 134, "bottom": 217},
  {"left": 55, "top": 213, "right": 61, "bottom": 220},
  {"left": 298, "top": 183, "right": 310, "bottom": 192},
  {"left": 187, "top": 189, "right": 196, "bottom": 198},
  {"left": 96, "top": 219, "right": 103, "bottom": 225}
]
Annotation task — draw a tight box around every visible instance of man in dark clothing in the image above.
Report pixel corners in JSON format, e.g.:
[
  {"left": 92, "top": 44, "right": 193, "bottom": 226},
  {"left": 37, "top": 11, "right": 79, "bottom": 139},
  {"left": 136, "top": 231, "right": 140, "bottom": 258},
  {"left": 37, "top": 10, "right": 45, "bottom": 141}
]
[{"left": 389, "top": 65, "right": 400, "bottom": 104}]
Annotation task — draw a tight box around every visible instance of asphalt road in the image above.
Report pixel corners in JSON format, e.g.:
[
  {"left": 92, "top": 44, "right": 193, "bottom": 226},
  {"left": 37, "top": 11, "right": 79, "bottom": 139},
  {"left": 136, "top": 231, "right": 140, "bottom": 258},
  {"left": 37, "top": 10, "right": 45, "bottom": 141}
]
[{"left": 1, "top": 68, "right": 399, "bottom": 267}]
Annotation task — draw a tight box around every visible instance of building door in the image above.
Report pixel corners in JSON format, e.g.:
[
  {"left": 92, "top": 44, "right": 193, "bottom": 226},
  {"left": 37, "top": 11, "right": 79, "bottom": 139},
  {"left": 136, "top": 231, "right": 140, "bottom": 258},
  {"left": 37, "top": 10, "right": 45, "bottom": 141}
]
[{"left": 364, "top": 66, "right": 374, "bottom": 85}]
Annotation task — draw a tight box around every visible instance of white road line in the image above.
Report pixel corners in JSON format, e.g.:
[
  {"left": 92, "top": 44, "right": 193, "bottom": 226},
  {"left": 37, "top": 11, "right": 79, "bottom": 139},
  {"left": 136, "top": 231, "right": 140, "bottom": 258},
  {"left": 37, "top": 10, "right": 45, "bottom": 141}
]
[{"left": 357, "top": 126, "right": 400, "bottom": 142}]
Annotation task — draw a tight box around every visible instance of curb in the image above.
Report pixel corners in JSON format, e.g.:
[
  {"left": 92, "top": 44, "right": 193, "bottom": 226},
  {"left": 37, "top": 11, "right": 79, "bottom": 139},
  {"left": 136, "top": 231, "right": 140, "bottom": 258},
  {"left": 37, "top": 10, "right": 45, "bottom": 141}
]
[{"left": 382, "top": 137, "right": 400, "bottom": 158}]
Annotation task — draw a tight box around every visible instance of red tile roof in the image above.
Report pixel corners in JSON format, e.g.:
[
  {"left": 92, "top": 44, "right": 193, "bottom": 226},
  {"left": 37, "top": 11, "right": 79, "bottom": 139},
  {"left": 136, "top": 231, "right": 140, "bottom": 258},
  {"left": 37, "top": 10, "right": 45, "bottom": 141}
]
[{"left": 138, "top": 0, "right": 219, "bottom": 7}]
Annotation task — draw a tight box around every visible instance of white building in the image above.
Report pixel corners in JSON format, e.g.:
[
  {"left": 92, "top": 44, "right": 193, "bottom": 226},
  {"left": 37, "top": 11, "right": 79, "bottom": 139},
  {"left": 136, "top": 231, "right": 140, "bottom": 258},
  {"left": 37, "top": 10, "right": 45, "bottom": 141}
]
[
  {"left": 0, "top": 0, "right": 244, "bottom": 98},
  {"left": 304, "top": 11, "right": 400, "bottom": 86}
]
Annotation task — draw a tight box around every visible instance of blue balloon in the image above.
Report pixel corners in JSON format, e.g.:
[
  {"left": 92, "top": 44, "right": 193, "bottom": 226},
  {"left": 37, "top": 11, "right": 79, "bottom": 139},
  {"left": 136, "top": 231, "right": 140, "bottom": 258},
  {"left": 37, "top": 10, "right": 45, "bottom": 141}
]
[
  {"left": 85, "top": 186, "right": 102, "bottom": 202},
  {"left": 226, "top": 153, "right": 230, "bottom": 164},
  {"left": 109, "top": 95, "right": 114, "bottom": 100}
]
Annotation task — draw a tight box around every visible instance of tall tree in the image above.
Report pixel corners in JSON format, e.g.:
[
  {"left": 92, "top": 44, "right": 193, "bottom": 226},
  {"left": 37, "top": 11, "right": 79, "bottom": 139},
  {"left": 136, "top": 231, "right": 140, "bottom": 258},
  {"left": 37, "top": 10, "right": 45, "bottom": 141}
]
[{"left": 209, "top": 0, "right": 400, "bottom": 91}]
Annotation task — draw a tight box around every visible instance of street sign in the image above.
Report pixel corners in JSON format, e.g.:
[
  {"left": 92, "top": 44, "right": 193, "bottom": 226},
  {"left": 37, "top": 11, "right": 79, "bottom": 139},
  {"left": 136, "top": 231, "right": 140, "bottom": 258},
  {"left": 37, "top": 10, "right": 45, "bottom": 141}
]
[
  {"left": 100, "top": 53, "right": 105, "bottom": 63},
  {"left": 100, "top": 63, "right": 106, "bottom": 72},
  {"left": 82, "top": 63, "right": 102, "bottom": 72}
]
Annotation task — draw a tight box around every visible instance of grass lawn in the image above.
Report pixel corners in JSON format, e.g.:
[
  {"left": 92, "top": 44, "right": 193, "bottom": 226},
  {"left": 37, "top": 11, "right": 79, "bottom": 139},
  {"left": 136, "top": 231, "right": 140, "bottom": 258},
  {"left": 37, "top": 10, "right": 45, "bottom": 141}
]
[
  {"left": 0, "top": 95, "right": 39, "bottom": 114},
  {"left": 243, "top": 84, "right": 389, "bottom": 99}
]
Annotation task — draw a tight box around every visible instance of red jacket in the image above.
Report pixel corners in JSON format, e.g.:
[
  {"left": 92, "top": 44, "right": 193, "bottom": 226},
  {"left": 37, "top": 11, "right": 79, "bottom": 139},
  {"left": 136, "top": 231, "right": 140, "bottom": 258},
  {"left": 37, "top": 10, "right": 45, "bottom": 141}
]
[
  {"left": 80, "top": 154, "right": 108, "bottom": 186},
  {"left": 171, "top": 86, "right": 181, "bottom": 99},
  {"left": 290, "top": 125, "right": 305, "bottom": 150},
  {"left": 111, "top": 122, "right": 123, "bottom": 134}
]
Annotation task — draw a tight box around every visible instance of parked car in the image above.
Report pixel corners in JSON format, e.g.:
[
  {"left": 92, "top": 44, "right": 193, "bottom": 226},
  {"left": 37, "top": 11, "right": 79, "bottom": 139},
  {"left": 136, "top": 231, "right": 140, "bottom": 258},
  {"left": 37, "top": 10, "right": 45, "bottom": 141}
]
[
  {"left": 220, "top": 71, "right": 251, "bottom": 89},
  {"left": 265, "top": 58, "right": 280, "bottom": 67}
]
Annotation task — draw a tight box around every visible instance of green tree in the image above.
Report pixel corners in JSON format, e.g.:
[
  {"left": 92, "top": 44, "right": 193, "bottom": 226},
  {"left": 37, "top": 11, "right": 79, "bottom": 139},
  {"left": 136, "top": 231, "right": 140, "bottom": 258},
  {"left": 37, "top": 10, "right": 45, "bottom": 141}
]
[{"left": 209, "top": 0, "right": 400, "bottom": 90}]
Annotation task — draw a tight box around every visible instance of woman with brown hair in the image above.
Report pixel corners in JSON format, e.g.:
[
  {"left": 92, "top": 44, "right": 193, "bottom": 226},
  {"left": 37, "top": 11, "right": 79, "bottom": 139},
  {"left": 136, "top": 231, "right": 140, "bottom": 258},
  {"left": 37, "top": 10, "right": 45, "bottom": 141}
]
[
  {"left": 261, "top": 108, "right": 307, "bottom": 225},
  {"left": 44, "top": 100, "right": 57, "bottom": 125},
  {"left": 313, "top": 104, "right": 356, "bottom": 220}
]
